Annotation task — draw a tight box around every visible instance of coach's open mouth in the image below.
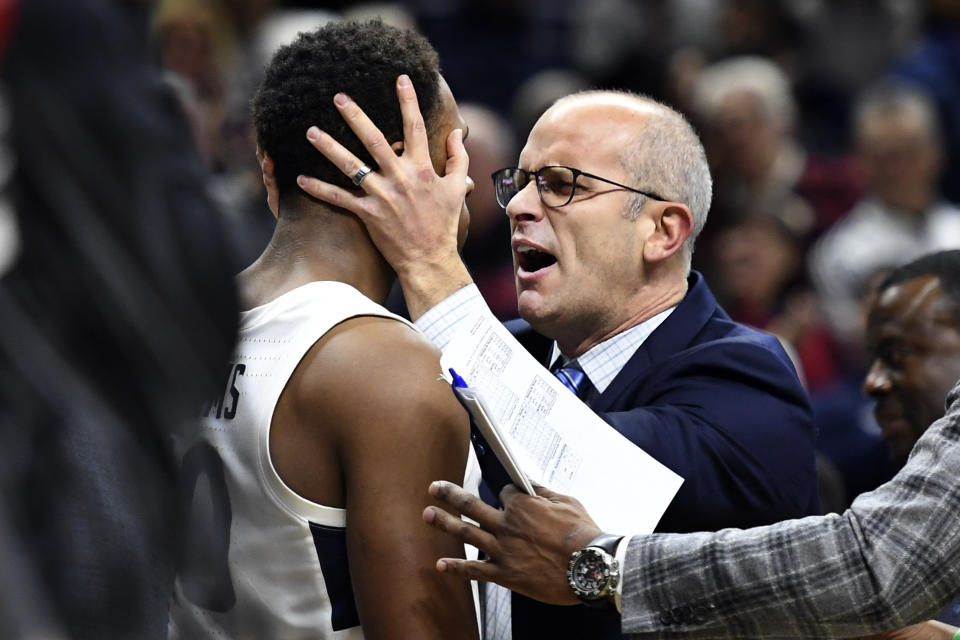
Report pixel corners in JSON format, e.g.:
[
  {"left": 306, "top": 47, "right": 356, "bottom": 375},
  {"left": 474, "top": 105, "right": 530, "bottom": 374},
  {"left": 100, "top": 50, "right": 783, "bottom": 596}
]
[{"left": 516, "top": 244, "right": 557, "bottom": 273}]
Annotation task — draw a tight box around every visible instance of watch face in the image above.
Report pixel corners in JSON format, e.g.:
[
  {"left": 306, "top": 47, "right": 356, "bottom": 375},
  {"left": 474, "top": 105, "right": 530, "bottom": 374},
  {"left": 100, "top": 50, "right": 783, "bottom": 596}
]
[{"left": 570, "top": 549, "right": 613, "bottom": 598}]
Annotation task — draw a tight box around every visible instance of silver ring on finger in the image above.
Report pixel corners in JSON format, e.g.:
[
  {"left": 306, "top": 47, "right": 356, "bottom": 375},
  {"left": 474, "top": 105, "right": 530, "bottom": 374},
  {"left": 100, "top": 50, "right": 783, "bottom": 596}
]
[{"left": 352, "top": 163, "right": 372, "bottom": 186}]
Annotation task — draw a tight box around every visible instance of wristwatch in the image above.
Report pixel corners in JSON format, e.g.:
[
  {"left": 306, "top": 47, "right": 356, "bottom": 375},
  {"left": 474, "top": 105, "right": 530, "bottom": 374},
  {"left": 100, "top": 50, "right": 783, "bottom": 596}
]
[{"left": 567, "top": 533, "right": 623, "bottom": 608}]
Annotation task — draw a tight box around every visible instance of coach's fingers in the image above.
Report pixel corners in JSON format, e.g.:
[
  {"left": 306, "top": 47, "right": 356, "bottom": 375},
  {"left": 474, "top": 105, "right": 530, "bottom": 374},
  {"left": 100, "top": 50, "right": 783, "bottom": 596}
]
[
  {"left": 303, "top": 126, "right": 382, "bottom": 193},
  {"left": 396, "top": 74, "right": 429, "bottom": 162},
  {"left": 429, "top": 481, "right": 502, "bottom": 529},
  {"left": 332, "top": 92, "right": 400, "bottom": 172},
  {"left": 502, "top": 481, "right": 578, "bottom": 506},
  {"left": 423, "top": 506, "right": 498, "bottom": 555},
  {"left": 435, "top": 557, "right": 500, "bottom": 583},
  {"left": 296, "top": 174, "right": 368, "bottom": 216}
]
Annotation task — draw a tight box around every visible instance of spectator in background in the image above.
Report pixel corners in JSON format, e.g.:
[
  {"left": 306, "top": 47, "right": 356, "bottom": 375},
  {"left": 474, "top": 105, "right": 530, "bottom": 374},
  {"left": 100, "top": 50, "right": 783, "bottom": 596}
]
[
  {"left": 788, "top": 0, "right": 920, "bottom": 139},
  {"left": 564, "top": 0, "right": 801, "bottom": 105},
  {"left": 890, "top": 0, "right": 960, "bottom": 204},
  {"left": 712, "top": 0, "right": 802, "bottom": 65},
  {"left": 413, "top": 0, "right": 573, "bottom": 115},
  {"left": 459, "top": 103, "right": 518, "bottom": 319},
  {"left": 691, "top": 56, "right": 863, "bottom": 243},
  {"left": 662, "top": 45, "right": 706, "bottom": 120},
  {"left": 566, "top": 0, "right": 667, "bottom": 97},
  {"left": 809, "top": 81, "right": 960, "bottom": 350},
  {"left": 341, "top": 2, "right": 415, "bottom": 29},
  {"left": 153, "top": 0, "right": 226, "bottom": 166},
  {"left": 509, "top": 68, "right": 591, "bottom": 143},
  {"left": 712, "top": 213, "right": 839, "bottom": 393},
  {"left": 153, "top": 0, "right": 278, "bottom": 264}
]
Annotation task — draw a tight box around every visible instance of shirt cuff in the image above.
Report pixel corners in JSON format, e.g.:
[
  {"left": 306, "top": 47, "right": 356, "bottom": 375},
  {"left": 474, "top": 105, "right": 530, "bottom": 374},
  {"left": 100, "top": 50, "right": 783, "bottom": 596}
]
[
  {"left": 614, "top": 535, "right": 633, "bottom": 614},
  {"left": 413, "top": 283, "right": 488, "bottom": 351}
]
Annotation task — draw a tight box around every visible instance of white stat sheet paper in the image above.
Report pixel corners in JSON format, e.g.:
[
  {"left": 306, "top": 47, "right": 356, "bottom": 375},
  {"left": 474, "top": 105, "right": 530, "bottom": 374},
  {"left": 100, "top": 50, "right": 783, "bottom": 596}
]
[{"left": 440, "top": 311, "right": 684, "bottom": 535}]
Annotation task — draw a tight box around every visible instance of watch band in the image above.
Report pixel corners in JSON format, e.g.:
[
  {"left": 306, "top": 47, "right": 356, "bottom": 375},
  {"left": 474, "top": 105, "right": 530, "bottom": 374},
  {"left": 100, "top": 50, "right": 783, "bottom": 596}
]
[{"left": 585, "top": 533, "right": 623, "bottom": 556}]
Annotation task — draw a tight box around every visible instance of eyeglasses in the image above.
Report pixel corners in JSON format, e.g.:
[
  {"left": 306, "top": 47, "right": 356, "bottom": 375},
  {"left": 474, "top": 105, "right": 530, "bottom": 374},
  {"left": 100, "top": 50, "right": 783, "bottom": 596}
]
[{"left": 491, "top": 165, "right": 667, "bottom": 209}]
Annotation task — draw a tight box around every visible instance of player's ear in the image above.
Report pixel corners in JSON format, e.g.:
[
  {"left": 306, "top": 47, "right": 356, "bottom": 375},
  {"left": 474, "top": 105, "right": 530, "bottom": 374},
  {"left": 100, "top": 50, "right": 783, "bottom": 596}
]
[
  {"left": 391, "top": 140, "right": 404, "bottom": 155},
  {"left": 256, "top": 144, "right": 279, "bottom": 218}
]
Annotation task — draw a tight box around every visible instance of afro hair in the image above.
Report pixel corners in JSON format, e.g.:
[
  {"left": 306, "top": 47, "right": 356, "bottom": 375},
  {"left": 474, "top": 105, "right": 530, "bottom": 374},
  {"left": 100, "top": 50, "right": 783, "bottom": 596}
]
[{"left": 252, "top": 19, "right": 442, "bottom": 198}]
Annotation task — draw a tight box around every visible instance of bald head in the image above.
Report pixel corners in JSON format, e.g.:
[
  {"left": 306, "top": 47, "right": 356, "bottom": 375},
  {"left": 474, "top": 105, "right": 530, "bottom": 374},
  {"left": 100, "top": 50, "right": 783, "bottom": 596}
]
[{"left": 543, "top": 91, "right": 712, "bottom": 266}]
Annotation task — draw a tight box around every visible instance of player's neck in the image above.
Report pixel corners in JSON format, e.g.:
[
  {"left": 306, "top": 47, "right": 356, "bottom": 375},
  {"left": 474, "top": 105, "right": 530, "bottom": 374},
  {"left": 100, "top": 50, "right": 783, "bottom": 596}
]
[{"left": 238, "top": 206, "right": 393, "bottom": 310}]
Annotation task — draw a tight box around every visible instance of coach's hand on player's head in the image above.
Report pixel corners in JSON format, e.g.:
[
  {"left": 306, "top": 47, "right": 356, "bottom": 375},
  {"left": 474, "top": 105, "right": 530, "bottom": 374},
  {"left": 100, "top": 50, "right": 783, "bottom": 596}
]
[
  {"left": 422, "top": 480, "right": 603, "bottom": 606},
  {"left": 295, "top": 75, "right": 472, "bottom": 300}
]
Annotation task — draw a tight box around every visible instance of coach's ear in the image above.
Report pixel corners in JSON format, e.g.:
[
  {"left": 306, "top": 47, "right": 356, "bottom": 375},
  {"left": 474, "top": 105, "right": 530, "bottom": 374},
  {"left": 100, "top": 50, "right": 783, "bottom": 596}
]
[
  {"left": 257, "top": 144, "right": 279, "bottom": 218},
  {"left": 643, "top": 202, "right": 693, "bottom": 264}
]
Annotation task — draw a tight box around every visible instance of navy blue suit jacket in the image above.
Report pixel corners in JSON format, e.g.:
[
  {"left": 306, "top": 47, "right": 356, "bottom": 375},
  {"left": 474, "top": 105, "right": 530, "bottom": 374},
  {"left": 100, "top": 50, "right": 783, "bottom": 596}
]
[{"left": 505, "top": 271, "right": 819, "bottom": 639}]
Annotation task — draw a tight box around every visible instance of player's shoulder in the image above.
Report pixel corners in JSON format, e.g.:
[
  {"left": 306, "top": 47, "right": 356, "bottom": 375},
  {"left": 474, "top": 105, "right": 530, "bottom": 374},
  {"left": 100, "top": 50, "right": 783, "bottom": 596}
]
[
  {"left": 300, "top": 315, "right": 467, "bottom": 460},
  {"left": 323, "top": 314, "right": 442, "bottom": 371},
  {"left": 291, "top": 314, "right": 452, "bottom": 420}
]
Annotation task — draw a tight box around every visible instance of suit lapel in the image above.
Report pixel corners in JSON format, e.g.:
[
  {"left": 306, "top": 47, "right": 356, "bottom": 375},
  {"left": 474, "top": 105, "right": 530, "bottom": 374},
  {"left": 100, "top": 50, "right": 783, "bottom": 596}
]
[{"left": 591, "top": 272, "right": 721, "bottom": 412}]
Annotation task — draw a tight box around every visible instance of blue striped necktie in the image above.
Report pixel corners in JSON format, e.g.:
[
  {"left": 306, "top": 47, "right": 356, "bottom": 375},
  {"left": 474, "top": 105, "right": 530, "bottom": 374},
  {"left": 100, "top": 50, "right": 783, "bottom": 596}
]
[{"left": 552, "top": 360, "right": 590, "bottom": 399}]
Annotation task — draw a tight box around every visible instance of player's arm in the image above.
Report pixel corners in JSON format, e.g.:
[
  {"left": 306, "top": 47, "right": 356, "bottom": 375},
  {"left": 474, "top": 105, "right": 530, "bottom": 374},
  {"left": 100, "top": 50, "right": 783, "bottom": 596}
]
[{"left": 303, "top": 316, "right": 479, "bottom": 640}]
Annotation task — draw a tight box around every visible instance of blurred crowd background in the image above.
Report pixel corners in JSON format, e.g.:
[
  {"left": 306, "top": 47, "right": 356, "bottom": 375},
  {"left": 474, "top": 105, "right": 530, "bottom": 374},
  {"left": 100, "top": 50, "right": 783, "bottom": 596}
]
[
  {"left": 151, "top": 0, "right": 960, "bottom": 512},
  {"left": 1, "top": 0, "right": 959, "bottom": 637}
]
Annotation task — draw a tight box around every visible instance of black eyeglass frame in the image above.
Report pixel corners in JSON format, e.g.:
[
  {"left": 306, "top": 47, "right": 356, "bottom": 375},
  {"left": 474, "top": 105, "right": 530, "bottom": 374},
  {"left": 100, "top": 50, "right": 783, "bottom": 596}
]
[{"left": 491, "top": 165, "right": 669, "bottom": 209}]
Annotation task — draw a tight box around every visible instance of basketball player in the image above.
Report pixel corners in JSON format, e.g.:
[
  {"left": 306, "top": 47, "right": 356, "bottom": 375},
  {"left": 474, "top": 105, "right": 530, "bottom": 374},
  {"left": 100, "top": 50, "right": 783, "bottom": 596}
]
[{"left": 168, "top": 20, "right": 480, "bottom": 639}]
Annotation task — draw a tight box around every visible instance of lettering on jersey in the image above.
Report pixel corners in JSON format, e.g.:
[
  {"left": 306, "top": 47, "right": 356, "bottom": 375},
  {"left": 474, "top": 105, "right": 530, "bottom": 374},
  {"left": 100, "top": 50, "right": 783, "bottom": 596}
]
[
  {"left": 177, "top": 442, "right": 236, "bottom": 612},
  {"left": 204, "top": 363, "right": 245, "bottom": 420}
]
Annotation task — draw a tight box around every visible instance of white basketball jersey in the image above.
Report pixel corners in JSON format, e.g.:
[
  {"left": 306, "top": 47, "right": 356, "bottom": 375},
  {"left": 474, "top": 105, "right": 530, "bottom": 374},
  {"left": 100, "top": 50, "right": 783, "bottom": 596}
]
[{"left": 168, "top": 281, "right": 481, "bottom": 639}]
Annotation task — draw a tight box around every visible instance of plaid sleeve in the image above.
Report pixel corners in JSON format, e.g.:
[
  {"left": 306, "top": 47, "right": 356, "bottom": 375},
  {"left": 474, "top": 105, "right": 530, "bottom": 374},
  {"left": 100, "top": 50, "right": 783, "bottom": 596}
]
[
  {"left": 413, "top": 283, "right": 489, "bottom": 351},
  {"left": 620, "top": 382, "right": 960, "bottom": 639}
]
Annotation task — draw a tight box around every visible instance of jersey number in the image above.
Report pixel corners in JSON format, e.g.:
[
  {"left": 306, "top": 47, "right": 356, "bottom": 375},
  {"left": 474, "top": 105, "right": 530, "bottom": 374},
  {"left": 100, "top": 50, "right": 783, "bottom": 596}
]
[{"left": 177, "top": 441, "right": 236, "bottom": 612}]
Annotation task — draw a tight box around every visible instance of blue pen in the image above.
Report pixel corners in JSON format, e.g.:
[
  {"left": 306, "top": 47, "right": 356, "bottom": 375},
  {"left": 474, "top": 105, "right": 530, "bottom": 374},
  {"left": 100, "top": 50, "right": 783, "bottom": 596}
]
[
  {"left": 449, "top": 367, "right": 468, "bottom": 389},
  {"left": 450, "top": 368, "right": 485, "bottom": 455}
]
